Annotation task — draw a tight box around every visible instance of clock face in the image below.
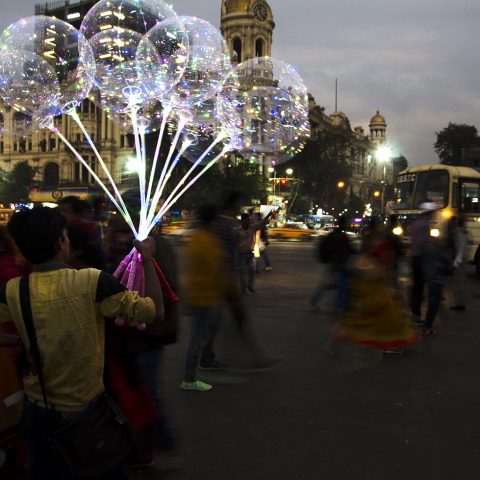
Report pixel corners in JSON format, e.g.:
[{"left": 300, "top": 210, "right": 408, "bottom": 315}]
[{"left": 254, "top": 3, "right": 268, "bottom": 22}]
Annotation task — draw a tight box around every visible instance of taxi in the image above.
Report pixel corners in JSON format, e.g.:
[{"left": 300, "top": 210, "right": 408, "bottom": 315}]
[
  {"left": 268, "top": 222, "right": 315, "bottom": 241},
  {"left": 0, "top": 209, "right": 14, "bottom": 226}
]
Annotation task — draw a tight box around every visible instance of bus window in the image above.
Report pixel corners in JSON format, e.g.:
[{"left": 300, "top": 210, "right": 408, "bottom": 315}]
[
  {"left": 395, "top": 173, "right": 416, "bottom": 209},
  {"left": 460, "top": 182, "right": 480, "bottom": 212},
  {"left": 412, "top": 170, "right": 449, "bottom": 209}
]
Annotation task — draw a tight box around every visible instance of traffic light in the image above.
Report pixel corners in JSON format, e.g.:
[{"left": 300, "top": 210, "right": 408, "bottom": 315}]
[{"left": 280, "top": 178, "right": 287, "bottom": 186}]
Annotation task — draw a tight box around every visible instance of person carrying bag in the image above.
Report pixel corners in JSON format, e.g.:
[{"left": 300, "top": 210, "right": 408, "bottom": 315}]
[
  {"left": 18, "top": 275, "right": 134, "bottom": 479},
  {"left": 0, "top": 207, "right": 165, "bottom": 479}
]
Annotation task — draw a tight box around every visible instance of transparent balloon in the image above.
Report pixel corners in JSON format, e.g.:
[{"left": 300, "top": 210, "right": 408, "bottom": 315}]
[
  {"left": 174, "top": 98, "right": 226, "bottom": 164},
  {"left": 136, "top": 17, "right": 189, "bottom": 101},
  {"left": 86, "top": 28, "right": 147, "bottom": 107},
  {"left": 0, "top": 16, "right": 95, "bottom": 122},
  {"left": 234, "top": 57, "right": 309, "bottom": 165},
  {"left": 80, "top": 0, "right": 183, "bottom": 108},
  {"left": 165, "top": 16, "right": 231, "bottom": 109}
]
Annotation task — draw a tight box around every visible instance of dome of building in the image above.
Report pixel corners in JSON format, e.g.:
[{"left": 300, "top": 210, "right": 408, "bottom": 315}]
[
  {"left": 369, "top": 110, "right": 386, "bottom": 126},
  {"left": 224, "top": 0, "right": 250, "bottom": 13}
]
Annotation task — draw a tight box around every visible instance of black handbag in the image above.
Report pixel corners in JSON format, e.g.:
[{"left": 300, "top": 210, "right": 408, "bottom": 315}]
[{"left": 19, "top": 276, "right": 134, "bottom": 478}]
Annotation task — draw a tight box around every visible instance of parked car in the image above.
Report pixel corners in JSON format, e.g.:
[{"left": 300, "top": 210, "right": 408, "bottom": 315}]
[{"left": 268, "top": 222, "right": 316, "bottom": 240}]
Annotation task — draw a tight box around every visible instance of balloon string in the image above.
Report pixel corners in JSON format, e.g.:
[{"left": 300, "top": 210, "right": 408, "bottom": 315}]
[
  {"left": 51, "top": 127, "right": 138, "bottom": 237},
  {"left": 130, "top": 105, "right": 147, "bottom": 237},
  {"left": 146, "top": 116, "right": 188, "bottom": 228},
  {"left": 146, "top": 132, "right": 225, "bottom": 233},
  {"left": 146, "top": 105, "right": 172, "bottom": 211},
  {"left": 148, "top": 141, "right": 192, "bottom": 231},
  {"left": 69, "top": 111, "right": 131, "bottom": 222},
  {"left": 148, "top": 142, "right": 230, "bottom": 234}
]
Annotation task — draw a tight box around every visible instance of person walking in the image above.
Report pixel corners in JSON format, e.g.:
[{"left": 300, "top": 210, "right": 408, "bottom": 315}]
[
  {"left": 422, "top": 237, "right": 452, "bottom": 335},
  {"left": 410, "top": 202, "right": 437, "bottom": 322},
  {"left": 450, "top": 215, "right": 468, "bottom": 311},
  {"left": 309, "top": 216, "right": 354, "bottom": 311},
  {"left": 199, "top": 191, "right": 274, "bottom": 371},
  {"left": 0, "top": 207, "right": 164, "bottom": 480},
  {"left": 181, "top": 205, "right": 226, "bottom": 391}
]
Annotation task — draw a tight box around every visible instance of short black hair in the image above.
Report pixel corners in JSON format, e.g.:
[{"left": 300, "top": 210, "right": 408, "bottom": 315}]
[{"left": 8, "top": 207, "right": 67, "bottom": 264}]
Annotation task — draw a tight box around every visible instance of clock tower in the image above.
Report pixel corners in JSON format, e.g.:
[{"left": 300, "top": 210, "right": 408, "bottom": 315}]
[{"left": 221, "top": 0, "right": 275, "bottom": 64}]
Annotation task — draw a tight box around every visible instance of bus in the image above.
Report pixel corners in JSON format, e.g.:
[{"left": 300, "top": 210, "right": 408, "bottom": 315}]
[{"left": 393, "top": 164, "right": 480, "bottom": 270}]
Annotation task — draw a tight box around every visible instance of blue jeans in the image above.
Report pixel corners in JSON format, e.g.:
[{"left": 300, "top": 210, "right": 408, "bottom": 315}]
[
  {"left": 132, "top": 349, "right": 176, "bottom": 451},
  {"left": 238, "top": 252, "right": 255, "bottom": 292},
  {"left": 310, "top": 266, "right": 349, "bottom": 310},
  {"left": 185, "top": 307, "right": 214, "bottom": 381},
  {"left": 424, "top": 282, "right": 443, "bottom": 329},
  {"left": 20, "top": 398, "right": 128, "bottom": 480}
]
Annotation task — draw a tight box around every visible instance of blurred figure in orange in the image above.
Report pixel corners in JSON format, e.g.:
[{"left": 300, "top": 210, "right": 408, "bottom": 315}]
[{"left": 334, "top": 224, "right": 418, "bottom": 354}]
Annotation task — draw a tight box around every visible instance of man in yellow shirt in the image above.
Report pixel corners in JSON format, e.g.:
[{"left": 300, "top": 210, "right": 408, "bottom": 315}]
[
  {"left": 181, "top": 205, "right": 226, "bottom": 391},
  {"left": 0, "top": 207, "right": 164, "bottom": 479}
]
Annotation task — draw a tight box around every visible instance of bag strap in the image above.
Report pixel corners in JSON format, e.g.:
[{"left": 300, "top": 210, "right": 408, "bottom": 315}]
[{"left": 19, "top": 276, "right": 51, "bottom": 412}]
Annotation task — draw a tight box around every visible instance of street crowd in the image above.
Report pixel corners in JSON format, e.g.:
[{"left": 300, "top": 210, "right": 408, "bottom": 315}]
[{"left": 0, "top": 192, "right": 470, "bottom": 479}]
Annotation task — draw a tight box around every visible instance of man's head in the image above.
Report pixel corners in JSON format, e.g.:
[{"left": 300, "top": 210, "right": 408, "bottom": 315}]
[{"left": 8, "top": 207, "right": 69, "bottom": 264}]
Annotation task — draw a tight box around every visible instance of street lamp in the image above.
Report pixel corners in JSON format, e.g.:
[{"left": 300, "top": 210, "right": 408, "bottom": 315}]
[
  {"left": 337, "top": 181, "right": 345, "bottom": 189},
  {"left": 376, "top": 146, "right": 392, "bottom": 215},
  {"left": 286, "top": 168, "right": 293, "bottom": 176}
]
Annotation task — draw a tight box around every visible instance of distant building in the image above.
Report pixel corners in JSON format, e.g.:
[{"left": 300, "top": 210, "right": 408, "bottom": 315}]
[
  {"left": 461, "top": 139, "right": 480, "bottom": 167},
  {"left": 0, "top": 0, "right": 134, "bottom": 203}
]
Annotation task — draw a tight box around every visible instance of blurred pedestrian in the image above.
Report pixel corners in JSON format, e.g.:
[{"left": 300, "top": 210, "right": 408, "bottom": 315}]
[
  {"left": 309, "top": 216, "right": 354, "bottom": 311},
  {"left": 200, "top": 191, "right": 274, "bottom": 371},
  {"left": 0, "top": 226, "right": 31, "bottom": 283},
  {"left": 422, "top": 237, "right": 452, "bottom": 336},
  {"left": 410, "top": 202, "right": 437, "bottom": 322},
  {"left": 0, "top": 207, "right": 164, "bottom": 480},
  {"left": 181, "top": 205, "right": 226, "bottom": 392},
  {"left": 449, "top": 215, "right": 468, "bottom": 311},
  {"left": 253, "top": 212, "right": 273, "bottom": 272},
  {"left": 105, "top": 202, "right": 182, "bottom": 468},
  {"left": 238, "top": 211, "right": 273, "bottom": 293},
  {"left": 334, "top": 230, "right": 418, "bottom": 352}
]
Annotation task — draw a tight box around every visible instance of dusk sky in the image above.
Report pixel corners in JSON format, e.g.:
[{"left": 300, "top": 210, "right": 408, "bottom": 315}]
[{"left": 1, "top": 0, "right": 478, "bottom": 166}]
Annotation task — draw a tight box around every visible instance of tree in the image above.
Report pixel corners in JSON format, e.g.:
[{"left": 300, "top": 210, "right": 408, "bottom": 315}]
[
  {"left": 434, "top": 123, "right": 478, "bottom": 165},
  {"left": 283, "top": 129, "right": 353, "bottom": 214},
  {"left": 0, "top": 161, "right": 36, "bottom": 205}
]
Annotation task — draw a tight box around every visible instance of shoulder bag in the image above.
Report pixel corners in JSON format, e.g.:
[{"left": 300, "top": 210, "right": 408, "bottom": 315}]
[{"left": 19, "top": 276, "right": 134, "bottom": 478}]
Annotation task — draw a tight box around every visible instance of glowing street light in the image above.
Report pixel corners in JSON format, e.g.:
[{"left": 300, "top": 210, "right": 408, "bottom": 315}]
[
  {"left": 376, "top": 145, "right": 392, "bottom": 163},
  {"left": 337, "top": 181, "right": 345, "bottom": 189},
  {"left": 376, "top": 145, "right": 392, "bottom": 215},
  {"left": 286, "top": 168, "right": 293, "bottom": 176},
  {"left": 125, "top": 156, "right": 141, "bottom": 173}
]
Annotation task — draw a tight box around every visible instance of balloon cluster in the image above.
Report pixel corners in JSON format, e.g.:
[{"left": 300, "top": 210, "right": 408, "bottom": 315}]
[{"left": 0, "top": 0, "right": 309, "bottom": 303}]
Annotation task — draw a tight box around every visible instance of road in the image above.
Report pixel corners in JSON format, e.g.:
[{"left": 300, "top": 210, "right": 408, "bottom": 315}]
[{"left": 135, "top": 241, "right": 480, "bottom": 480}]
